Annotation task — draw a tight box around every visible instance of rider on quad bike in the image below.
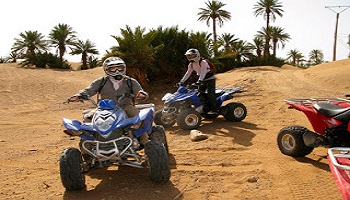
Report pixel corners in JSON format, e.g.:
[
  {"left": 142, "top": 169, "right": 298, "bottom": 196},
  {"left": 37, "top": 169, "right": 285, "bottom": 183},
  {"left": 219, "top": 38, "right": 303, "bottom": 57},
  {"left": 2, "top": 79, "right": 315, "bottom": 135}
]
[
  {"left": 71, "top": 56, "right": 149, "bottom": 144},
  {"left": 177, "top": 48, "right": 218, "bottom": 115}
]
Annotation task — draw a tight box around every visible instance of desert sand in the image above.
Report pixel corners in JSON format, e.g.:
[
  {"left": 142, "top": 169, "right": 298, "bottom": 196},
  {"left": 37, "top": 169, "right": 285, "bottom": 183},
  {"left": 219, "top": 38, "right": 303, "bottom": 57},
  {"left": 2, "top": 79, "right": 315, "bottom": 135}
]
[{"left": 1, "top": 59, "right": 350, "bottom": 200}]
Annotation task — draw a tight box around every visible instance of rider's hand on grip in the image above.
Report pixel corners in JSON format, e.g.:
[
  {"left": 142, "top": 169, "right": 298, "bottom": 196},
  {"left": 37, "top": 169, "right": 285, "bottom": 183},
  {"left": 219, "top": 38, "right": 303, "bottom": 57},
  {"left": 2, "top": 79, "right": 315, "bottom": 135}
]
[
  {"left": 67, "top": 94, "right": 87, "bottom": 103},
  {"left": 136, "top": 90, "right": 149, "bottom": 101},
  {"left": 69, "top": 95, "right": 80, "bottom": 102}
]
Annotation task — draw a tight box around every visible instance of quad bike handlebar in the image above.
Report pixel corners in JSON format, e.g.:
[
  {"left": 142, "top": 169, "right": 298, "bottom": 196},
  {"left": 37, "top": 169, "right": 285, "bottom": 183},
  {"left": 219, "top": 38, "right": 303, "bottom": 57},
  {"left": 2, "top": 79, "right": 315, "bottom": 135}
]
[
  {"left": 64, "top": 95, "right": 97, "bottom": 106},
  {"left": 64, "top": 95, "right": 154, "bottom": 109}
]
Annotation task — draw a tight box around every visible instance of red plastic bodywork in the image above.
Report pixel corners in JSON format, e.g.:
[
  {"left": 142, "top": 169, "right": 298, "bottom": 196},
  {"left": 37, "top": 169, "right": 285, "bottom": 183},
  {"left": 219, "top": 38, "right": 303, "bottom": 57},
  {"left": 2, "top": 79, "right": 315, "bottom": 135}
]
[
  {"left": 286, "top": 102, "right": 343, "bottom": 135},
  {"left": 328, "top": 156, "right": 350, "bottom": 200}
]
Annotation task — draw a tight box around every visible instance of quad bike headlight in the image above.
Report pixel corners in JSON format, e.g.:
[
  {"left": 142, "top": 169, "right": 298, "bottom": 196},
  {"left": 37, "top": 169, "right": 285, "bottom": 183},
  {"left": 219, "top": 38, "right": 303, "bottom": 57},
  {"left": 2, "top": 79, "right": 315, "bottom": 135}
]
[{"left": 95, "top": 116, "right": 115, "bottom": 132}]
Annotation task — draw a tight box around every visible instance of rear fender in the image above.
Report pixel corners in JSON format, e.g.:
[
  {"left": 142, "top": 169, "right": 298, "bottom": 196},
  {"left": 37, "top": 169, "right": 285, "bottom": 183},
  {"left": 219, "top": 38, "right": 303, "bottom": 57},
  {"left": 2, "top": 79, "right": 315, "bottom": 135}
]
[
  {"left": 217, "top": 88, "right": 242, "bottom": 106},
  {"left": 217, "top": 93, "right": 232, "bottom": 105},
  {"left": 286, "top": 103, "right": 329, "bottom": 134}
]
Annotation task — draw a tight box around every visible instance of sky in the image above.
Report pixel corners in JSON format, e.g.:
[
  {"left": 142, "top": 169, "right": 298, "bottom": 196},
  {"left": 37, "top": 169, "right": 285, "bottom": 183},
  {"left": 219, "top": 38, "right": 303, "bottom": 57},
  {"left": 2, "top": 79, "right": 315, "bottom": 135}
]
[{"left": 1, "top": 0, "right": 350, "bottom": 62}]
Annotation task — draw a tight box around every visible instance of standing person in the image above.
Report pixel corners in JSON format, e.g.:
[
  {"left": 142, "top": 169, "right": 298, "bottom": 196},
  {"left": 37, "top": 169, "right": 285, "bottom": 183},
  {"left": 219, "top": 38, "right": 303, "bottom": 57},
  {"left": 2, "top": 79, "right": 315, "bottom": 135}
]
[
  {"left": 71, "top": 56, "right": 150, "bottom": 144},
  {"left": 177, "top": 48, "right": 218, "bottom": 114}
]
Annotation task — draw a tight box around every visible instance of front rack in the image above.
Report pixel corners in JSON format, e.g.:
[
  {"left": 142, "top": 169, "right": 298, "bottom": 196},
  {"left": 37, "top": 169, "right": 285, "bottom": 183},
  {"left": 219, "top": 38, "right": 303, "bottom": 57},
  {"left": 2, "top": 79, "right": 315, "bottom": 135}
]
[
  {"left": 82, "top": 136, "right": 143, "bottom": 168},
  {"left": 328, "top": 147, "right": 350, "bottom": 171}
]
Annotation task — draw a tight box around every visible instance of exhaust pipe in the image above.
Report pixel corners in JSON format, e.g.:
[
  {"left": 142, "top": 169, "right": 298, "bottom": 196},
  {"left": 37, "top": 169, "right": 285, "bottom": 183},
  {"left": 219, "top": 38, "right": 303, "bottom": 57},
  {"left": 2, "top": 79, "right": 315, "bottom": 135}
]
[{"left": 303, "top": 130, "right": 326, "bottom": 147}]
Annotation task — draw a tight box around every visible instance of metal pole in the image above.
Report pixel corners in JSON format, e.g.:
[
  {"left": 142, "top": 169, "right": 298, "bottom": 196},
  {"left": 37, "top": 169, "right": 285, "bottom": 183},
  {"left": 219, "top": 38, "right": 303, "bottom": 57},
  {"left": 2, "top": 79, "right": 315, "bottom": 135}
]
[
  {"left": 325, "top": 6, "right": 350, "bottom": 61},
  {"left": 333, "top": 13, "right": 339, "bottom": 61}
]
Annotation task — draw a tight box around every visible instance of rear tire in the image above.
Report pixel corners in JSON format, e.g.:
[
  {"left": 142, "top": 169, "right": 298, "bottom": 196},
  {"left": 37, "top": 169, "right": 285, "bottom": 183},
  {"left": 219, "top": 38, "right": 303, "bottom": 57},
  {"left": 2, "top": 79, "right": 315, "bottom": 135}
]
[
  {"left": 221, "top": 102, "right": 247, "bottom": 122},
  {"left": 59, "top": 148, "right": 86, "bottom": 190},
  {"left": 277, "top": 126, "right": 314, "bottom": 157},
  {"left": 145, "top": 141, "right": 170, "bottom": 183},
  {"left": 176, "top": 108, "right": 202, "bottom": 130},
  {"left": 149, "top": 125, "right": 169, "bottom": 153},
  {"left": 154, "top": 109, "right": 176, "bottom": 128}
]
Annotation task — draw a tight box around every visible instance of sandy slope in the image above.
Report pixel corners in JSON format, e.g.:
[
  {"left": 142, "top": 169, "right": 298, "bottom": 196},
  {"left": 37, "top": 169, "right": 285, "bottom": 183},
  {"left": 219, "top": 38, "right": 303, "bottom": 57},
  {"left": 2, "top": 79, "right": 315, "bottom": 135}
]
[{"left": 1, "top": 59, "right": 350, "bottom": 200}]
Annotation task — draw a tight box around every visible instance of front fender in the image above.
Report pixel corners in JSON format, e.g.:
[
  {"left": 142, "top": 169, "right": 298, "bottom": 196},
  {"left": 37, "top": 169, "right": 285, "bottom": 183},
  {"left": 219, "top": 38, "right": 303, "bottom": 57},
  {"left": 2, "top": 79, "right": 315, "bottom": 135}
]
[
  {"left": 117, "top": 108, "right": 154, "bottom": 137},
  {"left": 63, "top": 118, "right": 82, "bottom": 131}
]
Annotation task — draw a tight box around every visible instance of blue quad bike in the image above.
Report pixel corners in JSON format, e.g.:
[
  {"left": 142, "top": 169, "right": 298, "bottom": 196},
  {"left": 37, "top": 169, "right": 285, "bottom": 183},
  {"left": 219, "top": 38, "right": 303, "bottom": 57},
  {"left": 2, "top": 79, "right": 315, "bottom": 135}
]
[
  {"left": 60, "top": 95, "right": 170, "bottom": 191},
  {"left": 154, "top": 84, "right": 247, "bottom": 130}
]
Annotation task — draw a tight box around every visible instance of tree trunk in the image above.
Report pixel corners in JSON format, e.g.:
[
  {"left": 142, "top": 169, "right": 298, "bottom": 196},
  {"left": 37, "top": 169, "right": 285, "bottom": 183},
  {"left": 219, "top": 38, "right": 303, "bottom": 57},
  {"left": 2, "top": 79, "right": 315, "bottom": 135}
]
[
  {"left": 212, "top": 17, "right": 218, "bottom": 57},
  {"left": 264, "top": 11, "right": 270, "bottom": 57}
]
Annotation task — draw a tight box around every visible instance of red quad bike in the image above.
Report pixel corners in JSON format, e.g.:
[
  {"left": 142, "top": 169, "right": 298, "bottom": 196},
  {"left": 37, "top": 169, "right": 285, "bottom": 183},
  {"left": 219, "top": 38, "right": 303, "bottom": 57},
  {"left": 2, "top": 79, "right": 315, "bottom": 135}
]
[
  {"left": 277, "top": 97, "right": 350, "bottom": 157},
  {"left": 328, "top": 147, "right": 350, "bottom": 200}
]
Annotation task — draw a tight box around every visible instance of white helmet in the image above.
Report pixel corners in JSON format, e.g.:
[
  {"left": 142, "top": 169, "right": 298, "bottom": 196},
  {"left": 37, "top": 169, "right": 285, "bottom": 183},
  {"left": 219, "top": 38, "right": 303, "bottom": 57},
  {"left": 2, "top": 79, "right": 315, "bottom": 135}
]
[
  {"left": 103, "top": 57, "right": 126, "bottom": 78},
  {"left": 185, "top": 48, "right": 200, "bottom": 62}
]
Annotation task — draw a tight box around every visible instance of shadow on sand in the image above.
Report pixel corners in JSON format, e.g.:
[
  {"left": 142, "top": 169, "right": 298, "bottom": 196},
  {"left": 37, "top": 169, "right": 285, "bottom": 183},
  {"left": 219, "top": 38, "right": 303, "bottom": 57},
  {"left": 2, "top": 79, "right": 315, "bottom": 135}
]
[{"left": 63, "top": 163, "right": 181, "bottom": 200}]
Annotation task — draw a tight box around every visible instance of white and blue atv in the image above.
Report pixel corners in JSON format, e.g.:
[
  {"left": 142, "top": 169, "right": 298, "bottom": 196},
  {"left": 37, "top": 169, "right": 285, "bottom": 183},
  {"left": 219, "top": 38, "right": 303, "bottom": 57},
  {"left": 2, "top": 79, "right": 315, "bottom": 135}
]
[
  {"left": 60, "top": 95, "right": 170, "bottom": 191},
  {"left": 154, "top": 84, "right": 247, "bottom": 130}
]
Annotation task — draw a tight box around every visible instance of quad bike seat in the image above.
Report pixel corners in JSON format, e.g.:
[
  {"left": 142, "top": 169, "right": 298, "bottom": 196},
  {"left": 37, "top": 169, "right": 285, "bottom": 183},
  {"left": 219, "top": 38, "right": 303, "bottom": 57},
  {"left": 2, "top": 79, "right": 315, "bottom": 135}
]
[{"left": 314, "top": 102, "right": 350, "bottom": 122}]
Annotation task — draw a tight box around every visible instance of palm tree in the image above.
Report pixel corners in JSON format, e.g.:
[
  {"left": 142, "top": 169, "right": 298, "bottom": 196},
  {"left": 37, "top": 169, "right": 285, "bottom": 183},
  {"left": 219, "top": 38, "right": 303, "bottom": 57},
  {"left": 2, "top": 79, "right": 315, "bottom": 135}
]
[
  {"left": 49, "top": 23, "right": 77, "bottom": 62},
  {"left": 249, "top": 37, "right": 264, "bottom": 60},
  {"left": 188, "top": 31, "right": 212, "bottom": 58},
  {"left": 270, "top": 26, "right": 290, "bottom": 56},
  {"left": 198, "top": 0, "right": 231, "bottom": 56},
  {"left": 11, "top": 30, "right": 48, "bottom": 66},
  {"left": 231, "top": 40, "right": 253, "bottom": 62},
  {"left": 309, "top": 49, "right": 324, "bottom": 65},
  {"left": 150, "top": 26, "right": 190, "bottom": 77},
  {"left": 287, "top": 49, "right": 302, "bottom": 66},
  {"left": 70, "top": 39, "right": 99, "bottom": 70},
  {"left": 110, "top": 25, "right": 159, "bottom": 88},
  {"left": 253, "top": 0, "right": 284, "bottom": 57},
  {"left": 6, "top": 51, "right": 20, "bottom": 63},
  {"left": 295, "top": 53, "right": 305, "bottom": 67},
  {"left": 255, "top": 26, "right": 272, "bottom": 55},
  {"left": 217, "top": 33, "right": 239, "bottom": 57}
]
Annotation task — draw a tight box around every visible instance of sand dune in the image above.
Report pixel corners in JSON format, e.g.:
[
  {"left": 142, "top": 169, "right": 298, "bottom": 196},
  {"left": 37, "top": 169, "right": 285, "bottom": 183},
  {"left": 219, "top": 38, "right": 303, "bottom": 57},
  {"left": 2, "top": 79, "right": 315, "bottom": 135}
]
[{"left": 0, "top": 59, "right": 349, "bottom": 199}]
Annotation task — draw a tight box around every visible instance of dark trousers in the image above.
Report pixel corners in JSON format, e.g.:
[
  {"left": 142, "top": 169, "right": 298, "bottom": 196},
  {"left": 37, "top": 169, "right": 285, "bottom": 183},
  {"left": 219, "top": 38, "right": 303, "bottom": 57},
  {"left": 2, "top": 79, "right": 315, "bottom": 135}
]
[{"left": 202, "top": 78, "right": 217, "bottom": 111}]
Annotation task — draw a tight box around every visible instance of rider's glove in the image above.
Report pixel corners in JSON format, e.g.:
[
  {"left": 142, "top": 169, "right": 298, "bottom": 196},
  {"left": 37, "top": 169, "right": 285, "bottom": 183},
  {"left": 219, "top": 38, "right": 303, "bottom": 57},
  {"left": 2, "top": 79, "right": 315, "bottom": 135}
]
[
  {"left": 69, "top": 94, "right": 88, "bottom": 102},
  {"left": 136, "top": 90, "right": 149, "bottom": 101},
  {"left": 68, "top": 95, "right": 80, "bottom": 102}
]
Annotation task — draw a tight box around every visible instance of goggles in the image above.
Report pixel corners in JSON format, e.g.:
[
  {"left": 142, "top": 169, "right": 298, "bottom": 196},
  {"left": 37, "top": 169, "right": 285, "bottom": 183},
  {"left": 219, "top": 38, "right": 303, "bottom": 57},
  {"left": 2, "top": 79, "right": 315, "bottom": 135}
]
[
  {"left": 186, "top": 54, "right": 196, "bottom": 59},
  {"left": 107, "top": 65, "right": 124, "bottom": 73}
]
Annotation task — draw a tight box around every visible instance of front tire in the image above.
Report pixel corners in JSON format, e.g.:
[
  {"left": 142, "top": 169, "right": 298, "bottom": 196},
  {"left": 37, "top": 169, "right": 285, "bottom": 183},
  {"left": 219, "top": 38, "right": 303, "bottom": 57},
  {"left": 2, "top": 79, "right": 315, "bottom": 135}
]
[
  {"left": 59, "top": 148, "right": 86, "bottom": 190},
  {"left": 145, "top": 141, "right": 170, "bottom": 183},
  {"left": 277, "top": 126, "right": 314, "bottom": 157},
  {"left": 154, "top": 109, "right": 176, "bottom": 128},
  {"left": 176, "top": 108, "right": 202, "bottom": 130},
  {"left": 221, "top": 102, "right": 247, "bottom": 122},
  {"left": 149, "top": 125, "right": 169, "bottom": 153}
]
